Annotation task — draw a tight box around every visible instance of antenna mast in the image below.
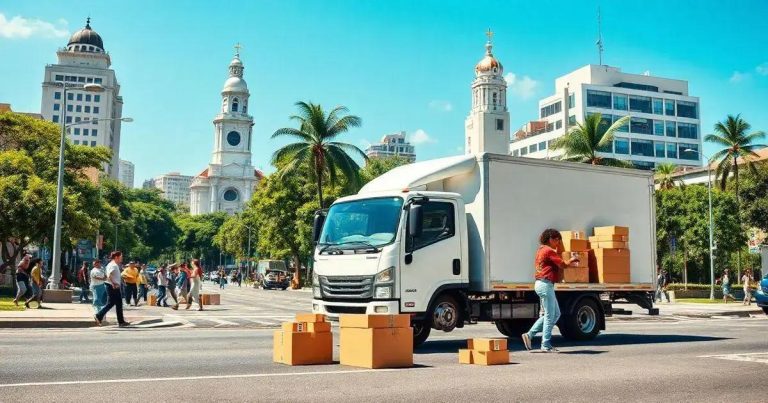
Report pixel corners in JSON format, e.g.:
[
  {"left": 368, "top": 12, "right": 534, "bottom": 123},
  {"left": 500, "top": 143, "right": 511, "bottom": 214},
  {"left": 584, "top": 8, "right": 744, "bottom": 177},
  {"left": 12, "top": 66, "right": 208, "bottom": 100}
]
[{"left": 596, "top": 7, "right": 604, "bottom": 65}]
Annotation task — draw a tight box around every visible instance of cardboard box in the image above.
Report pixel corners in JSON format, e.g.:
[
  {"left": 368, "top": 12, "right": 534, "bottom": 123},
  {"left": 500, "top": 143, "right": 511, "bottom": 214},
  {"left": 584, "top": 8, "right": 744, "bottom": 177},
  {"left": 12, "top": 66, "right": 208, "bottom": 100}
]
[
  {"left": 148, "top": 293, "right": 157, "bottom": 306},
  {"left": 340, "top": 327, "right": 413, "bottom": 369},
  {"left": 296, "top": 313, "right": 326, "bottom": 323},
  {"left": 308, "top": 321, "right": 331, "bottom": 333},
  {"left": 589, "top": 234, "right": 628, "bottom": 243},
  {"left": 563, "top": 239, "right": 590, "bottom": 252},
  {"left": 592, "top": 248, "right": 631, "bottom": 283},
  {"left": 560, "top": 267, "right": 589, "bottom": 283},
  {"left": 207, "top": 293, "right": 220, "bottom": 305},
  {"left": 468, "top": 338, "right": 508, "bottom": 352},
  {"left": 560, "top": 230, "right": 586, "bottom": 241},
  {"left": 594, "top": 226, "right": 629, "bottom": 236},
  {"left": 459, "top": 349, "right": 474, "bottom": 364},
  {"left": 200, "top": 294, "right": 209, "bottom": 305},
  {"left": 339, "top": 314, "right": 410, "bottom": 329},
  {"left": 282, "top": 322, "right": 308, "bottom": 332},
  {"left": 273, "top": 330, "right": 333, "bottom": 365},
  {"left": 471, "top": 350, "right": 510, "bottom": 366},
  {"left": 593, "top": 241, "right": 629, "bottom": 249},
  {"left": 561, "top": 251, "right": 589, "bottom": 268}
]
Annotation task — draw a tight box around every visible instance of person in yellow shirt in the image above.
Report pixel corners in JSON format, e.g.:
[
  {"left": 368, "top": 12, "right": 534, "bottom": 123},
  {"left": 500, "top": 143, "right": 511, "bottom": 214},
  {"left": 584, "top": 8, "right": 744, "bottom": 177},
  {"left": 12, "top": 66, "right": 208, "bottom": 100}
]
[
  {"left": 121, "top": 262, "right": 140, "bottom": 306},
  {"left": 27, "top": 258, "right": 44, "bottom": 308},
  {"left": 137, "top": 265, "right": 149, "bottom": 304}
]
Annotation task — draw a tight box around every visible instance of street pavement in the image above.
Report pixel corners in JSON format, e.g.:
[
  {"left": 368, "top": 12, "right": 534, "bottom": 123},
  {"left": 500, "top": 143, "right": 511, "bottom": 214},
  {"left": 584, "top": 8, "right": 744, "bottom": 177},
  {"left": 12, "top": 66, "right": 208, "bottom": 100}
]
[{"left": 0, "top": 313, "right": 766, "bottom": 402}]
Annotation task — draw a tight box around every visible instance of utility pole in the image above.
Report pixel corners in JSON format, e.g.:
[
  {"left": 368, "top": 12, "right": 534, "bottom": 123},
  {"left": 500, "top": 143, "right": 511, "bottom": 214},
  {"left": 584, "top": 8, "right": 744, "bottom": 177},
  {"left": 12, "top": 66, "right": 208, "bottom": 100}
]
[{"left": 596, "top": 7, "right": 604, "bottom": 65}]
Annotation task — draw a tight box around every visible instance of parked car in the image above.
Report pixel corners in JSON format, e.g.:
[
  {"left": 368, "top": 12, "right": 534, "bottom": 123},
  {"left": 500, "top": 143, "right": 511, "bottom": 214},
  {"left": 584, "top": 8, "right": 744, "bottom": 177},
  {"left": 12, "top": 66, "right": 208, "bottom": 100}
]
[
  {"left": 754, "top": 274, "right": 768, "bottom": 315},
  {"left": 262, "top": 270, "right": 290, "bottom": 290}
]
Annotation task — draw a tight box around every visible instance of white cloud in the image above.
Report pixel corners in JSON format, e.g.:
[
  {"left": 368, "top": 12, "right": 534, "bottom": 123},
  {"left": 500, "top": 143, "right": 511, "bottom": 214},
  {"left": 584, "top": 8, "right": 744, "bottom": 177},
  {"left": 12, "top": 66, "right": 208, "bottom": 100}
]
[
  {"left": 755, "top": 62, "right": 768, "bottom": 76},
  {"left": 729, "top": 71, "right": 749, "bottom": 83},
  {"left": 428, "top": 100, "right": 453, "bottom": 112},
  {"left": 410, "top": 129, "right": 436, "bottom": 145},
  {"left": 504, "top": 72, "right": 539, "bottom": 99},
  {"left": 0, "top": 13, "right": 68, "bottom": 39}
]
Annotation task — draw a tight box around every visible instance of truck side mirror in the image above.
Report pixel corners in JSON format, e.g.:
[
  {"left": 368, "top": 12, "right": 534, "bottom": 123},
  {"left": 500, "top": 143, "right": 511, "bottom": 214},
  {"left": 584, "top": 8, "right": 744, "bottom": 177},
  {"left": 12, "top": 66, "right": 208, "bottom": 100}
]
[
  {"left": 408, "top": 204, "right": 423, "bottom": 238},
  {"left": 312, "top": 212, "right": 326, "bottom": 243}
]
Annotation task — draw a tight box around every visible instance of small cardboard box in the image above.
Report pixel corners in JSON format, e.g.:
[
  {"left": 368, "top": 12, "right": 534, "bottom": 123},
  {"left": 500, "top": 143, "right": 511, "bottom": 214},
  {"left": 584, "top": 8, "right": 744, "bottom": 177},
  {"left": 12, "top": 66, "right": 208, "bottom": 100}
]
[
  {"left": 339, "top": 314, "right": 410, "bottom": 329},
  {"left": 207, "top": 293, "right": 220, "bottom": 305},
  {"left": 296, "top": 313, "right": 326, "bottom": 323},
  {"left": 471, "top": 350, "right": 510, "bottom": 366},
  {"left": 273, "top": 330, "right": 333, "bottom": 365},
  {"left": 593, "top": 241, "right": 629, "bottom": 249},
  {"left": 559, "top": 230, "right": 586, "bottom": 241},
  {"left": 560, "top": 267, "right": 589, "bottom": 283},
  {"left": 561, "top": 251, "right": 589, "bottom": 268},
  {"left": 563, "top": 239, "right": 590, "bottom": 252},
  {"left": 148, "top": 293, "right": 157, "bottom": 306},
  {"left": 594, "top": 226, "right": 629, "bottom": 236},
  {"left": 592, "top": 248, "right": 631, "bottom": 283},
  {"left": 308, "top": 321, "right": 331, "bottom": 333},
  {"left": 340, "top": 327, "right": 413, "bottom": 369},
  {"left": 282, "top": 322, "right": 308, "bottom": 332},
  {"left": 589, "top": 234, "right": 628, "bottom": 243},
  {"left": 459, "top": 349, "right": 474, "bottom": 364},
  {"left": 468, "top": 338, "right": 508, "bottom": 352}
]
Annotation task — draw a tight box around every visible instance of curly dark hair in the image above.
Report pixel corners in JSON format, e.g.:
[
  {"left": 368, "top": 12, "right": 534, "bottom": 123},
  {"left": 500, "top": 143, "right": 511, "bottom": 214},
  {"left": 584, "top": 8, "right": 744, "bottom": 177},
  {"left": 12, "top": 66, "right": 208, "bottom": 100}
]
[{"left": 539, "top": 229, "right": 562, "bottom": 245}]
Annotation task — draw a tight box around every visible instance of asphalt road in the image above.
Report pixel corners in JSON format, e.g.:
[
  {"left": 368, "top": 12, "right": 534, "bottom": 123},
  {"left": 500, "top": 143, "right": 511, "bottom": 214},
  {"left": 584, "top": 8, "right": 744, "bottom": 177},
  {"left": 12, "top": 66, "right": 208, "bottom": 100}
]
[{"left": 1, "top": 314, "right": 766, "bottom": 402}]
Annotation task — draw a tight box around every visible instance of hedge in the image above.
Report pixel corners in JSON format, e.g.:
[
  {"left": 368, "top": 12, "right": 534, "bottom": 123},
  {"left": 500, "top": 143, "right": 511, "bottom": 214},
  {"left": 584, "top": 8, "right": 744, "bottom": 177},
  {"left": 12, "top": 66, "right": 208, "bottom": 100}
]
[{"left": 665, "top": 283, "right": 745, "bottom": 291}]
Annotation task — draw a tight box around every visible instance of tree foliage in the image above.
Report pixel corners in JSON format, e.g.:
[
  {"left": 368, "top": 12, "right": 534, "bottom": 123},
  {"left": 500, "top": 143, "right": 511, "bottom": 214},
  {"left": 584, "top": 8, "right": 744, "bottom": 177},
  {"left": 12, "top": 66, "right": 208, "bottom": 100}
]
[
  {"left": 731, "top": 162, "right": 768, "bottom": 233},
  {"left": 174, "top": 212, "right": 227, "bottom": 267},
  {"left": 654, "top": 163, "right": 680, "bottom": 190},
  {"left": 705, "top": 114, "right": 766, "bottom": 191},
  {"left": 360, "top": 156, "right": 411, "bottom": 185},
  {"left": 551, "top": 113, "right": 632, "bottom": 167}
]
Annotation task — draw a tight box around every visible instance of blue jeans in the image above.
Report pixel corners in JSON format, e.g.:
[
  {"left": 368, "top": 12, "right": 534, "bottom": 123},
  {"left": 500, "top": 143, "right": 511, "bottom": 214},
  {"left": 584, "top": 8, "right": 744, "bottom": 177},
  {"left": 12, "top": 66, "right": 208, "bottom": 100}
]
[
  {"left": 156, "top": 285, "right": 167, "bottom": 306},
  {"left": 527, "top": 279, "right": 561, "bottom": 350},
  {"left": 92, "top": 283, "right": 108, "bottom": 312}
]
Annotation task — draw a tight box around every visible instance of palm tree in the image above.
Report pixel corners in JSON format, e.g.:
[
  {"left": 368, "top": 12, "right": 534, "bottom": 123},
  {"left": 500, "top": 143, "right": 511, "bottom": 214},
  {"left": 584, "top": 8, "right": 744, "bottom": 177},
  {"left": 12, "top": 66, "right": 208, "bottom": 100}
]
[
  {"left": 654, "top": 163, "right": 679, "bottom": 190},
  {"left": 271, "top": 101, "right": 366, "bottom": 209},
  {"left": 705, "top": 114, "right": 766, "bottom": 193},
  {"left": 551, "top": 113, "right": 633, "bottom": 167}
]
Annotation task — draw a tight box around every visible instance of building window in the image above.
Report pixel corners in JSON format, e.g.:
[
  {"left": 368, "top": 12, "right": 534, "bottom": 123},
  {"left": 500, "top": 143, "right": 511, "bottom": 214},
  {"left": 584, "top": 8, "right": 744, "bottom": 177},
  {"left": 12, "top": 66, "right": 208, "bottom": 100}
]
[
  {"left": 53, "top": 103, "right": 60, "bottom": 111},
  {"left": 655, "top": 142, "right": 666, "bottom": 158},
  {"left": 66, "top": 116, "right": 72, "bottom": 123},
  {"left": 666, "top": 143, "right": 677, "bottom": 159},
  {"left": 614, "top": 138, "right": 630, "bottom": 154},
  {"left": 91, "top": 141, "right": 96, "bottom": 147},
  {"left": 664, "top": 100, "right": 675, "bottom": 116},
  {"left": 243, "top": 101, "right": 248, "bottom": 114},
  {"left": 84, "top": 106, "right": 91, "bottom": 113},
  {"left": 66, "top": 104, "right": 73, "bottom": 112},
  {"left": 654, "top": 121, "right": 664, "bottom": 136},
  {"left": 74, "top": 128, "right": 80, "bottom": 135},
  {"left": 540, "top": 101, "right": 562, "bottom": 118},
  {"left": 677, "top": 123, "right": 698, "bottom": 139},
  {"left": 676, "top": 101, "right": 698, "bottom": 118},
  {"left": 613, "top": 94, "right": 628, "bottom": 110},
  {"left": 546, "top": 122, "right": 554, "bottom": 132},
  {"left": 67, "top": 93, "right": 74, "bottom": 101},
  {"left": 76, "top": 105, "right": 82, "bottom": 112},
  {"left": 512, "top": 150, "right": 520, "bottom": 156},
  {"left": 520, "top": 148, "right": 528, "bottom": 156},
  {"left": 87, "top": 77, "right": 93, "bottom": 83},
  {"left": 653, "top": 98, "right": 663, "bottom": 115},
  {"left": 679, "top": 144, "right": 698, "bottom": 160},
  {"left": 227, "top": 131, "right": 241, "bottom": 146},
  {"left": 76, "top": 94, "right": 83, "bottom": 101},
  {"left": 630, "top": 117, "right": 652, "bottom": 135},
  {"left": 54, "top": 92, "right": 61, "bottom": 100},
  {"left": 496, "top": 119, "right": 504, "bottom": 131},
  {"left": 539, "top": 141, "right": 547, "bottom": 151},
  {"left": 52, "top": 115, "right": 59, "bottom": 123},
  {"left": 83, "top": 129, "right": 89, "bottom": 136},
  {"left": 75, "top": 117, "right": 81, "bottom": 122},
  {"left": 631, "top": 139, "right": 654, "bottom": 156},
  {"left": 629, "top": 95, "right": 652, "bottom": 113},
  {"left": 666, "top": 121, "right": 676, "bottom": 137},
  {"left": 613, "top": 115, "right": 629, "bottom": 132},
  {"left": 492, "top": 92, "right": 498, "bottom": 105},
  {"left": 55, "top": 75, "right": 63, "bottom": 81},
  {"left": 633, "top": 161, "right": 655, "bottom": 170},
  {"left": 568, "top": 115, "right": 576, "bottom": 125},
  {"left": 529, "top": 144, "right": 538, "bottom": 153},
  {"left": 85, "top": 95, "right": 91, "bottom": 102},
  {"left": 74, "top": 140, "right": 79, "bottom": 145},
  {"left": 94, "top": 95, "right": 100, "bottom": 102},
  {"left": 232, "top": 98, "right": 239, "bottom": 112},
  {"left": 94, "top": 78, "right": 102, "bottom": 84},
  {"left": 586, "top": 90, "right": 611, "bottom": 108},
  {"left": 555, "top": 120, "right": 562, "bottom": 129},
  {"left": 568, "top": 93, "right": 575, "bottom": 109},
  {"left": 92, "top": 129, "right": 98, "bottom": 136},
  {"left": 77, "top": 77, "right": 85, "bottom": 83},
  {"left": 93, "top": 107, "right": 100, "bottom": 114},
  {"left": 223, "top": 188, "right": 239, "bottom": 202}
]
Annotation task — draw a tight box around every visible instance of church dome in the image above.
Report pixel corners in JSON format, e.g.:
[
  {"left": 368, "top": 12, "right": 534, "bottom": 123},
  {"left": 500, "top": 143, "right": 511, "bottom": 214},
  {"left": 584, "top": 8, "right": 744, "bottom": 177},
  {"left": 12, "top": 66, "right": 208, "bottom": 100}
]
[
  {"left": 68, "top": 18, "right": 104, "bottom": 50},
  {"left": 223, "top": 76, "right": 248, "bottom": 92},
  {"left": 475, "top": 42, "right": 502, "bottom": 74}
]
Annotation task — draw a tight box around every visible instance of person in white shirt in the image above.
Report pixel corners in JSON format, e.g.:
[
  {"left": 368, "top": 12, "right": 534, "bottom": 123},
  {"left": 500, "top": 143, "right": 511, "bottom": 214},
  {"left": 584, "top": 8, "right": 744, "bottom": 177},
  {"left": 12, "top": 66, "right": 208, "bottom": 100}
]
[
  {"left": 89, "top": 260, "right": 108, "bottom": 313},
  {"left": 742, "top": 270, "right": 752, "bottom": 306},
  {"left": 155, "top": 264, "right": 170, "bottom": 307},
  {"left": 94, "top": 251, "right": 129, "bottom": 327}
]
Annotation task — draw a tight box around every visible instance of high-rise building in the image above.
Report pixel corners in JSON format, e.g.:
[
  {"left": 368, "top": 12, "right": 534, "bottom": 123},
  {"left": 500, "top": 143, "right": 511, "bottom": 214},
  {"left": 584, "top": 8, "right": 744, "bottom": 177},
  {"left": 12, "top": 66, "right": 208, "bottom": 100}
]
[
  {"left": 118, "top": 159, "right": 134, "bottom": 188},
  {"left": 141, "top": 179, "right": 154, "bottom": 190},
  {"left": 153, "top": 172, "right": 193, "bottom": 206},
  {"left": 190, "top": 48, "right": 262, "bottom": 215},
  {"left": 510, "top": 64, "right": 702, "bottom": 169},
  {"left": 465, "top": 31, "right": 510, "bottom": 155},
  {"left": 365, "top": 131, "right": 416, "bottom": 162},
  {"left": 40, "top": 18, "right": 124, "bottom": 179}
]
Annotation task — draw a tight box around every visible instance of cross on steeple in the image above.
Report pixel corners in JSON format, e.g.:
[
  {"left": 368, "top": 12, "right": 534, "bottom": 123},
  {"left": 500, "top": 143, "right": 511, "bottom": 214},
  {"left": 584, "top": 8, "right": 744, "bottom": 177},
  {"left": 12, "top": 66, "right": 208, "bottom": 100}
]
[
  {"left": 485, "top": 28, "right": 494, "bottom": 43},
  {"left": 234, "top": 42, "right": 242, "bottom": 57}
]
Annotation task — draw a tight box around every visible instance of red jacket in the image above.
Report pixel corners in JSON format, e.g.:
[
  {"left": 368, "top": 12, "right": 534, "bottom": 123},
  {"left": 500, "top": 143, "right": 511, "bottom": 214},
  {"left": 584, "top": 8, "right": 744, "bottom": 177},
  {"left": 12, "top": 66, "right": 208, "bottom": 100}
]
[{"left": 534, "top": 245, "right": 563, "bottom": 283}]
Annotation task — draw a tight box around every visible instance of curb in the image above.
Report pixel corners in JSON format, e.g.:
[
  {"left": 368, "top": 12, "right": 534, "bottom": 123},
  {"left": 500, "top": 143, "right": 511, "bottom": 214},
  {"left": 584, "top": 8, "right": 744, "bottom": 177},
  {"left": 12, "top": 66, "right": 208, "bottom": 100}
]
[
  {"left": 0, "top": 319, "right": 94, "bottom": 329},
  {"left": 675, "top": 310, "right": 763, "bottom": 319}
]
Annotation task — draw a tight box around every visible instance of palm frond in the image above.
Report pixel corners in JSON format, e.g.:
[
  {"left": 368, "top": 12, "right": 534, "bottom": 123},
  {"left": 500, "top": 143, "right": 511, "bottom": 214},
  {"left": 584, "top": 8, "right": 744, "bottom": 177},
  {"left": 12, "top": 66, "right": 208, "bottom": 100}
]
[{"left": 271, "top": 127, "right": 313, "bottom": 142}]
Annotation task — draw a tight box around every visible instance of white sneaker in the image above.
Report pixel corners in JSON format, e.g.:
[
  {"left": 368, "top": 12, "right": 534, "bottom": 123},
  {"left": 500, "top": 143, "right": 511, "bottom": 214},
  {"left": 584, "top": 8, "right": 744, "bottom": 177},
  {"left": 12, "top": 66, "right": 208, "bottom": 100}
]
[
  {"left": 541, "top": 347, "right": 559, "bottom": 353},
  {"left": 521, "top": 333, "right": 532, "bottom": 351}
]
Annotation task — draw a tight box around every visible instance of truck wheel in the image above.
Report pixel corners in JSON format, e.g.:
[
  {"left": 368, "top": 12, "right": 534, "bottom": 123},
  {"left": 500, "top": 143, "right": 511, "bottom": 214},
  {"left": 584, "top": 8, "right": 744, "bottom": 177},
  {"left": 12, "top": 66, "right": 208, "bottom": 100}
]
[
  {"left": 495, "top": 319, "right": 536, "bottom": 338},
  {"left": 763, "top": 307, "right": 768, "bottom": 315},
  {"left": 432, "top": 294, "right": 460, "bottom": 332},
  {"left": 412, "top": 320, "right": 431, "bottom": 347},
  {"left": 559, "top": 298, "right": 601, "bottom": 341}
]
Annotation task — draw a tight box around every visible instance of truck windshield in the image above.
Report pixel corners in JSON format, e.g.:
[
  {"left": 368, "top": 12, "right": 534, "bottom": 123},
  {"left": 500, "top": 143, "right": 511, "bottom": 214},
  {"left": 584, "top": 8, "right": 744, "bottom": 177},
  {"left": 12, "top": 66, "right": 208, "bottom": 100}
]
[{"left": 319, "top": 197, "right": 403, "bottom": 249}]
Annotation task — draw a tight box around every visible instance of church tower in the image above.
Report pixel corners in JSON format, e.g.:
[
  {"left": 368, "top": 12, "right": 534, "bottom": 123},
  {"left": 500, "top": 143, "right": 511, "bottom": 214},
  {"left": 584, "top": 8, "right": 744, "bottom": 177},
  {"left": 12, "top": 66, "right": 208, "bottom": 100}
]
[{"left": 464, "top": 30, "right": 510, "bottom": 155}]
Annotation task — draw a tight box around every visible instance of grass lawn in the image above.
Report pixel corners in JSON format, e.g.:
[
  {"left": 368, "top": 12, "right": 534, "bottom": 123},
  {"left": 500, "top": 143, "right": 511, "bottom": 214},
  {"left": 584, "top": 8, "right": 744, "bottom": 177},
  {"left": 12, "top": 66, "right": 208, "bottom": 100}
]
[{"left": 0, "top": 296, "right": 25, "bottom": 311}]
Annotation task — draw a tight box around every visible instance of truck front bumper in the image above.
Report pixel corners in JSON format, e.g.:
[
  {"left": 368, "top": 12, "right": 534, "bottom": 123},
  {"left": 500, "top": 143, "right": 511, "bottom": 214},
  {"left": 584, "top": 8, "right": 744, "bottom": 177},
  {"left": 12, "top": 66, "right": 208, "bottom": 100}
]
[{"left": 312, "top": 299, "right": 400, "bottom": 319}]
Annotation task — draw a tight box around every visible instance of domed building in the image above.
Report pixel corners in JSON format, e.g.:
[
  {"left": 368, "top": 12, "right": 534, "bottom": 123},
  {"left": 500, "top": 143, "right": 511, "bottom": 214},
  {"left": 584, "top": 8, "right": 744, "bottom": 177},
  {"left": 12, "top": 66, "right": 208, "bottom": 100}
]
[
  {"left": 40, "top": 18, "right": 125, "bottom": 179},
  {"left": 190, "top": 49, "right": 263, "bottom": 215},
  {"left": 465, "top": 30, "right": 510, "bottom": 155}
]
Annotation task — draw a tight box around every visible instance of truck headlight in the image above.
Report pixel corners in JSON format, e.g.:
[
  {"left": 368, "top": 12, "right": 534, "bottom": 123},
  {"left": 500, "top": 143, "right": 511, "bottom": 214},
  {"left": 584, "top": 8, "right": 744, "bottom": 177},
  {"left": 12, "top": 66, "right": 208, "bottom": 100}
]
[
  {"left": 312, "top": 272, "right": 319, "bottom": 286},
  {"left": 313, "top": 286, "right": 321, "bottom": 298},
  {"left": 375, "top": 286, "right": 392, "bottom": 299},
  {"left": 375, "top": 266, "right": 395, "bottom": 283}
]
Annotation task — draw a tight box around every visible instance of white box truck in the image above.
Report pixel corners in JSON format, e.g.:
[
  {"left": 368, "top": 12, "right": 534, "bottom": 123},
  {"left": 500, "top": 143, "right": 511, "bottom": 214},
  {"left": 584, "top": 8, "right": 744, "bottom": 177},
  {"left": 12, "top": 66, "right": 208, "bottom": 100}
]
[{"left": 310, "top": 153, "right": 658, "bottom": 345}]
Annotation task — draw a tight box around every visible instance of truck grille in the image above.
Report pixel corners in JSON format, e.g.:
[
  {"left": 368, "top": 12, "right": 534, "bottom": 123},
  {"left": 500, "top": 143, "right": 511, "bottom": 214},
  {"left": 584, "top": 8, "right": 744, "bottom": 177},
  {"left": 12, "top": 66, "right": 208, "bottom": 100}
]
[{"left": 320, "top": 275, "right": 374, "bottom": 299}]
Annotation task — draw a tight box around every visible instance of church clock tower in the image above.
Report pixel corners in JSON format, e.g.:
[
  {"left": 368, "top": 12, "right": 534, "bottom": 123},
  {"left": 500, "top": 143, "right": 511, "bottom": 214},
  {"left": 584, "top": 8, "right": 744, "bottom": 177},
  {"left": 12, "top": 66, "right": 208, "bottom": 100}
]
[{"left": 465, "top": 30, "right": 510, "bottom": 155}]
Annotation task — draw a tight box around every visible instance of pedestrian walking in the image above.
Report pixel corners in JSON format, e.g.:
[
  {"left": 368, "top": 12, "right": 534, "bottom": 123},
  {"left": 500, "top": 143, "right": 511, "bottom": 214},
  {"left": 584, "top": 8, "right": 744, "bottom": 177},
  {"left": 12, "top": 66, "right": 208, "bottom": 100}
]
[
  {"left": 655, "top": 266, "right": 669, "bottom": 303},
  {"left": 90, "top": 260, "right": 108, "bottom": 313},
  {"left": 171, "top": 263, "right": 190, "bottom": 310},
  {"left": 742, "top": 269, "right": 752, "bottom": 306},
  {"left": 522, "top": 229, "right": 579, "bottom": 353},
  {"left": 13, "top": 254, "right": 31, "bottom": 307},
  {"left": 94, "top": 251, "right": 129, "bottom": 327},
  {"left": 155, "top": 264, "right": 170, "bottom": 307},
  {"left": 121, "top": 262, "right": 140, "bottom": 306},
  {"left": 26, "top": 258, "right": 44, "bottom": 308},
  {"left": 721, "top": 269, "right": 736, "bottom": 303},
  {"left": 236, "top": 270, "right": 242, "bottom": 287},
  {"left": 219, "top": 268, "right": 226, "bottom": 289},
  {"left": 137, "top": 265, "right": 149, "bottom": 303},
  {"left": 77, "top": 262, "right": 90, "bottom": 303},
  {"left": 166, "top": 264, "right": 179, "bottom": 306},
  {"left": 186, "top": 259, "right": 204, "bottom": 311}
]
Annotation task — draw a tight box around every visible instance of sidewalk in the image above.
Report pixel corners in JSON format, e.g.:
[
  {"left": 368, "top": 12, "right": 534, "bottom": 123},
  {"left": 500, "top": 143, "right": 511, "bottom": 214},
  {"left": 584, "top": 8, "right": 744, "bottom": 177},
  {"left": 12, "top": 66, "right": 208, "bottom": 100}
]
[
  {"left": 613, "top": 302, "right": 765, "bottom": 319},
  {"left": 0, "top": 301, "right": 166, "bottom": 329}
]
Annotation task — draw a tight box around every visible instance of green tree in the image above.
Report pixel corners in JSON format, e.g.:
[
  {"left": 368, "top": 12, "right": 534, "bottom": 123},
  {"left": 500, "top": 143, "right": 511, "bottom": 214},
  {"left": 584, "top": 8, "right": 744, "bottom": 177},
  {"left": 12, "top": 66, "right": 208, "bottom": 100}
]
[
  {"left": 214, "top": 212, "right": 257, "bottom": 262},
  {"left": 551, "top": 113, "right": 632, "bottom": 167},
  {"left": 654, "top": 163, "right": 679, "bottom": 190},
  {"left": 0, "top": 112, "right": 110, "bottom": 271},
  {"left": 360, "top": 156, "right": 411, "bottom": 186},
  {"left": 271, "top": 101, "right": 366, "bottom": 208},
  {"left": 706, "top": 114, "right": 766, "bottom": 191},
  {"left": 735, "top": 163, "right": 768, "bottom": 232},
  {"left": 174, "top": 212, "right": 227, "bottom": 267}
]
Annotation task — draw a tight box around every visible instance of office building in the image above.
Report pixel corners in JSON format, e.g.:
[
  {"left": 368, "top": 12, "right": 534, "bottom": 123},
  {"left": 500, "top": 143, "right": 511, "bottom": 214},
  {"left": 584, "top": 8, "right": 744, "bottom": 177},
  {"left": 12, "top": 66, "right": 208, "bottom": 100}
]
[
  {"left": 365, "top": 131, "right": 416, "bottom": 162},
  {"left": 118, "top": 159, "right": 134, "bottom": 188},
  {"left": 153, "top": 172, "right": 193, "bottom": 206}
]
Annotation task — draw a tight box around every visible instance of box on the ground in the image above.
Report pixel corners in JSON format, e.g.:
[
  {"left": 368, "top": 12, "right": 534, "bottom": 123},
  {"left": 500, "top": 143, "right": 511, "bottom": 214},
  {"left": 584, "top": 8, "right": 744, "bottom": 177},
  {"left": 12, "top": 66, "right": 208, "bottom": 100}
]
[
  {"left": 148, "top": 293, "right": 157, "bottom": 306},
  {"left": 199, "top": 293, "right": 220, "bottom": 305},
  {"left": 467, "top": 338, "right": 507, "bottom": 352},
  {"left": 471, "top": 350, "right": 510, "bottom": 366},
  {"left": 339, "top": 314, "right": 410, "bottom": 329},
  {"left": 589, "top": 234, "right": 628, "bottom": 243},
  {"left": 593, "top": 226, "right": 629, "bottom": 236},
  {"left": 296, "top": 313, "right": 326, "bottom": 323},
  {"left": 273, "top": 330, "right": 333, "bottom": 365},
  {"left": 591, "top": 248, "right": 631, "bottom": 283},
  {"left": 339, "top": 327, "right": 413, "bottom": 369},
  {"left": 459, "top": 349, "right": 474, "bottom": 364}
]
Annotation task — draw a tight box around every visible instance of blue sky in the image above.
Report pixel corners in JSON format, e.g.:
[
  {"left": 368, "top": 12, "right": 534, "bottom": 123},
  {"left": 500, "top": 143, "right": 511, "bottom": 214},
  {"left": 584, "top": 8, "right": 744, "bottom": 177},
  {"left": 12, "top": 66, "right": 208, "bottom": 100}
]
[{"left": 1, "top": 0, "right": 767, "bottom": 184}]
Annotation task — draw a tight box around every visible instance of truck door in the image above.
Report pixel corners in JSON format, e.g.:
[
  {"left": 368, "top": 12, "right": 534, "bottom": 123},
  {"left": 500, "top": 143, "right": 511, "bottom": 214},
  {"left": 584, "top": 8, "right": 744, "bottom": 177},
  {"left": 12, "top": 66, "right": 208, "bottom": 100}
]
[{"left": 400, "top": 199, "right": 462, "bottom": 313}]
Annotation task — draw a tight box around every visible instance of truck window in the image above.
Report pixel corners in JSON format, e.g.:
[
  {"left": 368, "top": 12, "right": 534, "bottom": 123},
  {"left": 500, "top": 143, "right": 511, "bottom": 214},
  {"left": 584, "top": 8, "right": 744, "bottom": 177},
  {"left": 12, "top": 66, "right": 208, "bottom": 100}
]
[{"left": 411, "top": 201, "right": 455, "bottom": 250}]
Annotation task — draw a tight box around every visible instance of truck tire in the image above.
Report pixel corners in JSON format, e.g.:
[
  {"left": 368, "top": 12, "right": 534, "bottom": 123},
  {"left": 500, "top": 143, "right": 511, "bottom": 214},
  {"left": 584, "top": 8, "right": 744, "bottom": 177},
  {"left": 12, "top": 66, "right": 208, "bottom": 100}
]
[
  {"left": 495, "top": 319, "right": 537, "bottom": 338},
  {"left": 763, "top": 306, "right": 768, "bottom": 315},
  {"left": 431, "top": 294, "right": 460, "bottom": 332},
  {"left": 412, "top": 320, "right": 431, "bottom": 347},
  {"left": 559, "top": 298, "right": 601, "bottom": 341}
]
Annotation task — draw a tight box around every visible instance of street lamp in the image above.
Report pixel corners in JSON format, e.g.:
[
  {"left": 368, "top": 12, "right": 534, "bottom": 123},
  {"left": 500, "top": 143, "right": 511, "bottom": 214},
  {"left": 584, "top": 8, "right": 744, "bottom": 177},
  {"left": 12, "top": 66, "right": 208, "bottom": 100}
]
[
  {"left": 684, "top": 148, "right": 716, "bottom": 301},
  {"left": 243, "top": 224, "right": 255, "bottom": 278},
  {"left": 48, "top": 82, "right": 133, "bottom": 289}
]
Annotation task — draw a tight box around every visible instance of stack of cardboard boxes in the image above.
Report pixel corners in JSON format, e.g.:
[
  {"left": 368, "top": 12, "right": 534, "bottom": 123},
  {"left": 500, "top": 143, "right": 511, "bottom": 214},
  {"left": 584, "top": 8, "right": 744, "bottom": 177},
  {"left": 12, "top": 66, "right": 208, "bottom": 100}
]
[
  {"left": 273, "top": 313, "right": 333, "bottom": 365},
  {"left": 589, "top": 226, "right": 631, "bottom": 283},
  {"left": 459, "top": 338, "right": 510, "bottom": 365},
  {"left": 558, "top": 230, "right": 590, "bottom": 283},
  {"left": 339, "top": 314, "right": 413, "bottom": 369}
]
